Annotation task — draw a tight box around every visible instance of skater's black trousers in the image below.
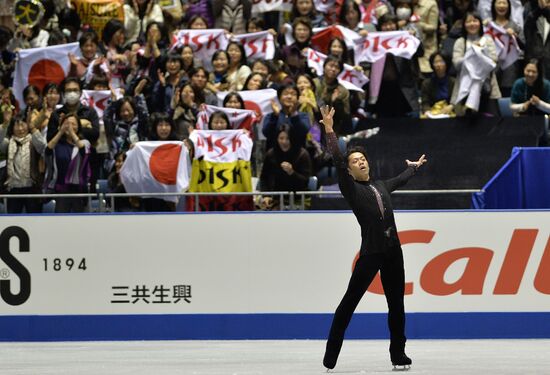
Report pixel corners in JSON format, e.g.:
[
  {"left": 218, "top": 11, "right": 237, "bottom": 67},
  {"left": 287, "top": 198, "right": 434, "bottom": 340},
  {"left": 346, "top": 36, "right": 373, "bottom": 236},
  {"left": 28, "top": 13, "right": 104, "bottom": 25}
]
[{"left": 327, "top": 247, "right": 406, "bottom": 353}]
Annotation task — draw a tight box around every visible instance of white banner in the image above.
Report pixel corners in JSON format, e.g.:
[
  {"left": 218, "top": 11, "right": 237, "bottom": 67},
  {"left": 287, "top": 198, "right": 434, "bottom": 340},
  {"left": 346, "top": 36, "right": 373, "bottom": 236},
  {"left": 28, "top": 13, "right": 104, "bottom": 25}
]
[
  {"left": 306, "top": 48, "right": 369, "bottom": 92},
  {"left": 231, "top": 31, "right": 275, "bottom": 60},
  {"left": 484, "top": 21, "right": 521, "bottom": 70},
  {"left": 195, "top": 104, "right": 257, "bottom": 131},
  {"left": 171, "top": 29, "right": 229, "bottom": 69},
  {"left": 120, "top": 141, "right": 191, "bottom": 202},
  {"left": 314, "top": 0, "right": 335, "bottom": 13},
  {"left": 80, "top": 90, "right": 111, "bottom": 120},
  {"left": 251, "top": 0, "right": 292, "bottom": 13},
  {"left": 189, "top": 129, "right": 252, "bottom": 162},
  {"left": 354, "top": 31, "right": 421, "bottom": 63},
  {"left": 0, "top": 212, "right": 548, "bottom": 315}
]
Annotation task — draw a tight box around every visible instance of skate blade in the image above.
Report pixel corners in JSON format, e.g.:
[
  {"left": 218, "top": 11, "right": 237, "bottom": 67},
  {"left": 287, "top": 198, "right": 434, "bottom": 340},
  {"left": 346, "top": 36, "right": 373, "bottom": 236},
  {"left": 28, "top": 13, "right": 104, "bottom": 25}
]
[{"left": 392, "top": 364, "right": 411, "bottom": 371}]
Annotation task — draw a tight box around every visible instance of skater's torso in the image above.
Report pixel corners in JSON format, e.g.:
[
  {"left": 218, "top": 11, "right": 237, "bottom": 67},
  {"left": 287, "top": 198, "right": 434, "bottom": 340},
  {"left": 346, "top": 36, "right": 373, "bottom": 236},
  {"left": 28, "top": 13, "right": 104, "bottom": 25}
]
[{"left": 326, "top": 133, "right": 415, "bottom": 254}]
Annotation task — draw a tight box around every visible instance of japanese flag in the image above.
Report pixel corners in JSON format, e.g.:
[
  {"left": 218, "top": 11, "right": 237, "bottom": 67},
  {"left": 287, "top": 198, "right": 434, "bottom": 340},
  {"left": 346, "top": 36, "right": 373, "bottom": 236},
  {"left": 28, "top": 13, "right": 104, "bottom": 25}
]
[
  {"left": 120, "top": 141, "right": 191, "bottom": 202},
  {"left": 231, "top": 31, "right": 275, "bottom": 60},
  {"left": 13, "top": 42, "right": 80, "bottom": 108},
  {"left": 306, "top": 48, "right": 369, "bottom": 92},
  {"left": 311, "top": 25, "right": 362, "bottom": 54},
  {"left": 196, "top": 104, "right": 257, "bottom": 132},
  {"left": 217, "top": 89, "right": 278, "bottom": 122}
]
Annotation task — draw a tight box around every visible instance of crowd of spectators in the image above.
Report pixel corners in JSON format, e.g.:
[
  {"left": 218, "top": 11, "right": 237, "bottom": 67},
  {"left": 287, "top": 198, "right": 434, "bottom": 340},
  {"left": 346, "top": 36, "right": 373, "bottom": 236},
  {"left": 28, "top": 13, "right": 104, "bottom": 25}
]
[{"left": 0, "top": 0, "right": 549, "bottom": 212}]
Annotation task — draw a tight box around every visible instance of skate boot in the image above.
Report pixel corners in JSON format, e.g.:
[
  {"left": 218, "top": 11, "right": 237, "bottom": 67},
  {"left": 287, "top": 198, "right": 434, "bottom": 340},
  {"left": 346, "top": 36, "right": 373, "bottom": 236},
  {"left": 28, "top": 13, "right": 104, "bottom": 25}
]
[
  {"left": 323, "top": 339, "right": 343, "bottom": 370},
  {"left": 391, "top": 352, "right": 412, "bottom": 371}
]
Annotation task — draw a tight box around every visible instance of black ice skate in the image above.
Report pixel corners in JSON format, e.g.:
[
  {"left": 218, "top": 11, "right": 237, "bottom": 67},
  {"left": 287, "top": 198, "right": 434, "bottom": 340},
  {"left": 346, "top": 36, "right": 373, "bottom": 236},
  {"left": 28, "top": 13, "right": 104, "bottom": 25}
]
[
  {"left": 323, "top": 340, "right": 342, "bottom": 370},
  {"left": 391, "top": 353, "right": 412, "bottom": 371}
]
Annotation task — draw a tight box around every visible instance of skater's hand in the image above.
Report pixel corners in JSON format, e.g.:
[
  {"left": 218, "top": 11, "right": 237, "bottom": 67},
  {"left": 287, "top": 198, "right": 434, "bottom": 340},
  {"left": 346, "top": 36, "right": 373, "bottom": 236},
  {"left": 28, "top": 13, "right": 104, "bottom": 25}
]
[
  {"left": 319, "top": 105, "right": 335, "bottom": 133},
  {"left": 406, "top": 154, "right": 427, "bottom": 170}
]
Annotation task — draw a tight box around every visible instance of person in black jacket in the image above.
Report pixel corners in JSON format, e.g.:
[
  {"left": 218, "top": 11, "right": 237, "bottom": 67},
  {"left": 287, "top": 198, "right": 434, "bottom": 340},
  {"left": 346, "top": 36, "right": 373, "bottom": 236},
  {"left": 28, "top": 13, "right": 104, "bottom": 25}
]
[{"left": 319, "top": 106, "right": 427, "bottom": 371}]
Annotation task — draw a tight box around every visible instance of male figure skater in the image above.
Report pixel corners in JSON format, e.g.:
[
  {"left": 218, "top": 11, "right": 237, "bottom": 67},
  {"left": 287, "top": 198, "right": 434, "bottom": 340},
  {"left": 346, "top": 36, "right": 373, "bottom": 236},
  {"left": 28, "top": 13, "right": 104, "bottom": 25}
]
[{"left": 320, "top": 106, "right": 427, "bottom": 371}]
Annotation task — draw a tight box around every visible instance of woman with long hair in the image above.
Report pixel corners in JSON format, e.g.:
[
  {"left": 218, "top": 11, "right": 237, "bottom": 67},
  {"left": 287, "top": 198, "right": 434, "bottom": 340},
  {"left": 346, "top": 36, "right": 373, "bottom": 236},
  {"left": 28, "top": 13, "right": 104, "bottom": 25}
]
[{"left": 510, "top": 59, "right": 550, "bottom": 116}]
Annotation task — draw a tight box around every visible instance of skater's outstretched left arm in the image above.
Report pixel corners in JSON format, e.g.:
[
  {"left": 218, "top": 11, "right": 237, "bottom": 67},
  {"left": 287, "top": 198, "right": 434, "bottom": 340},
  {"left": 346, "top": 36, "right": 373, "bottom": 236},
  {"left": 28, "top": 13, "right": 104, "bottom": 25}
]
[{"left": 384, "top": 155, "right": 428, "bottom": 192}]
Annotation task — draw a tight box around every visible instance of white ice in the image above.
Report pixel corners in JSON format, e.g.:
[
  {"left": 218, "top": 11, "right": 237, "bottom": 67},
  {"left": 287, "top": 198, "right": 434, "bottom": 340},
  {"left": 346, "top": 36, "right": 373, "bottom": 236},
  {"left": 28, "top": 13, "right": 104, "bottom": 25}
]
[{"left": 0, "top": 339, "right": 549, "bottom": 375}]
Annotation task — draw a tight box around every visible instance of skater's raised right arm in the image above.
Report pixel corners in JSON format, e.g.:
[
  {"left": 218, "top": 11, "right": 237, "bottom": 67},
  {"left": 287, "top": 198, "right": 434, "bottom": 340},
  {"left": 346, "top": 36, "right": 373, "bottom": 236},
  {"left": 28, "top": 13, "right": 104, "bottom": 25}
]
[{"left": 320, "top": 106, "right": 356, "bottom": 197}]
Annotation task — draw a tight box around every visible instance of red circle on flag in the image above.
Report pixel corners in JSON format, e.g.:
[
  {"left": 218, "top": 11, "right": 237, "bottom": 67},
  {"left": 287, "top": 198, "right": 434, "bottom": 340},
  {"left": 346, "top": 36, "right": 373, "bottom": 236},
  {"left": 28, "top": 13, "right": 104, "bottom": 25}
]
[
  {"left": 28, "top": 59, "right": 66, "bottom": 91},
  {"left": 149, "top": 144, "right": 183, "bottom": 185},
  {"left": 244, "top": 100, "right": 262, "bottom": 122}
]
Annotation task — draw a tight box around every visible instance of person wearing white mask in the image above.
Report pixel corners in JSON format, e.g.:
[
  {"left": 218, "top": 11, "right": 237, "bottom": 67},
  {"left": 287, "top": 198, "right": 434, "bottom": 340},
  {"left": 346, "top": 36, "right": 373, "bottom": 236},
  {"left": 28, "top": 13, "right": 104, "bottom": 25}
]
[
  {"left": 395, "top": 0, "right": 423, "bottom": 40},
  {"left": 46, "top": 77, "right": 99, "bottom": 145},
  {"left": 46, "top": 77, "right": 101, "bottom": 190}
]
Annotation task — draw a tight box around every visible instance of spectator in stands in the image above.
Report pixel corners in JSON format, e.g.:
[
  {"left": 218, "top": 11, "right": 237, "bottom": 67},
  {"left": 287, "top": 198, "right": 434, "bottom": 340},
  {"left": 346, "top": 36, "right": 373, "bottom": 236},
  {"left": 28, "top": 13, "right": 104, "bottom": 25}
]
[
  {"left": 179, "top": 45, "right": 198, "bottom": 80},
  {"left": 172, "top": 82, "right": 199, "bottom": 139},
  {"left": 451, "top": 11, "right": 501, "bottom": 116},
  {"left": 141, "top": 113, "right": 178, "bottom": 211},
  {"left": 523, "top": 0, "right": 550, "bottom": 81},
  {"left": 371, "top": 14, "right": 421, "bottom": 118},
  {"left": 243, "top": 72, "right": 267, "bottom": 91},
  {"left": 223, "top": 92, "right": 246, "bottom": 109},
  {"left": 280, "top": 17, "right": 313, "bottom": 79},
  {"left": 314, "top": 55, "right": 353, "bottom": 135},
  {"left": 21, "top": 86, "right": 41, "bottom": 128},
  {"left": 259, "top": 124, "right": 312, "bottom": 209},
  {"left": 107, "top": 151, "right": 139, "bottom": 212},
  {"left": 136, "top": 22, "right": 168, "bottom": 80},
  {"left": 262, "top": 83, "right": 311, "bottom": 149},
  {"left": 441, "top": 0, "right": 475, "bottom": 58},
  {"left": 226, "top": 41, "right": 252, "bottom": 91},
  {"left": 190, "top": 67, "right": 218, "bottom": 105},
  {"left": 123, "top": 0, "right": 164, "bottom": 45},
  {"left": 207, "top": 50, "right": 230, "bottom": 94},
  {"left": 296, "top": 73, "right": 319, "bottom": 126},
  {"left": 251, "top": 59, "right": 279, "bottom": 89},
  {"left": 102, "top": 19, "right": 131, "bottom": 90},
  {"left": 186, "top": 14, "right": 211, "bottom": 29},
  {"left": 153, "top": 53, "right": 184, "bottom": 113},
  {"left": 338, "top": 0, "right": 373, "bottom": 35},
  {"left": 47, "top": 78, "right": 99, "bottom": 146},
  {"left": 212, "top": 0, "right": 251, "bottom": 34},
  {"left": 68, "top": 31, "right": 102, "bottom": 80},
  {"left": 45, "top": 113, "right": 92, "bottom": 213},
  {"left": 484, "top": 0, "right": 523, "bottom": 96},
  {"left": 510, "top": 58, "right": 550, "bottom": 115},
  {"left": 0, "top": 114, "right": 46, "bottom": 213},
  {"left": 395, "top": 0, "right": 423, "bottom": 39},
  {"left": 33, "top": 83, "right": 61, "bottom": 136},
  {"left": 328, "top": 37, "right": 354, "bottom": 66},
  {"left": 421, "top": 52, "right": 456, "bottom": 117},
  {"left": 208, "top": 110, "right": 231, "bottom": 130},
  {"left": 103, "top": 82, "right": 150, "bottom": 156},
  {"left": 8, "top": 23, "right": 49, "bottom": 50},
  {"left": 292, "top": 0, "right": 327, "bottom": 27},
  {"left": 414, "top": 0, "right": 439, "bottom": 75}
]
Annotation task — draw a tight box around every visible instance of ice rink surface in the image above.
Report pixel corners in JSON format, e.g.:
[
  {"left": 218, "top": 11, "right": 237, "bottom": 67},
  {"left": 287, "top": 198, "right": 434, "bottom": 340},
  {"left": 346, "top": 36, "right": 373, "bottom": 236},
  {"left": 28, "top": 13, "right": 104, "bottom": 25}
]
[{"left": 1, "top": 339, "right": 549, "bottom": 375}]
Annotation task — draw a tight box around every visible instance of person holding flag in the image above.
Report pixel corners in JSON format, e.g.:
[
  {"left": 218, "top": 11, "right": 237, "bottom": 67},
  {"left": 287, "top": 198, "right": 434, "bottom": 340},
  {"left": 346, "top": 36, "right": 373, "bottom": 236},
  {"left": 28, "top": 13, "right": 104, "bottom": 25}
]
[{"left": 319, "top": 105, "right": 427, "bottom": 371}]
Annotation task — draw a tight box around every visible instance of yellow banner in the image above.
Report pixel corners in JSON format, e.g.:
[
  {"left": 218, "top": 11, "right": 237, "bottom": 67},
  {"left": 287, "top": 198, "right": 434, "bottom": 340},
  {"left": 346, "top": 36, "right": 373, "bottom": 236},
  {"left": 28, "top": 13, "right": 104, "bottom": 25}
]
[
  {"left": 72, "top": 0, "right": 124, "bottom": 41},
  {"left": 189, "top": 159, "right": 252, "bottom": 193}
]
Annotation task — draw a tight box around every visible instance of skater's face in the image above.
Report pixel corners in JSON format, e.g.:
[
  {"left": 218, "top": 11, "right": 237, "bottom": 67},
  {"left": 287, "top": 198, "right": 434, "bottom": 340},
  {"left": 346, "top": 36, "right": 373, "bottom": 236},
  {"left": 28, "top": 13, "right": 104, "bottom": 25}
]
[{"left": 347, "top": 152, "right": 370, "bottom": 181}]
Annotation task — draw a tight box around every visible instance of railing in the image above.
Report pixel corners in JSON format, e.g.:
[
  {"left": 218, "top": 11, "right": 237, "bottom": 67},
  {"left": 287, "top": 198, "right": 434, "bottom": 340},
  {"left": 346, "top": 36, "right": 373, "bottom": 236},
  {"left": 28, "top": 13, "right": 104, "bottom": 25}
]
[{"left": 0, "top": 189, "right": 482, "bottom": 213}]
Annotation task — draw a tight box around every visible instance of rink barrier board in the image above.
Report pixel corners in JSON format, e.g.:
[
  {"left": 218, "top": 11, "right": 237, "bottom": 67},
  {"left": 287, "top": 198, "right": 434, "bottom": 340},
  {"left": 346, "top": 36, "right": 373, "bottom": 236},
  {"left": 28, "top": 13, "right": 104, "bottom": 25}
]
[
  {"left": 0, "top": 211, "right": 549, "bottom": 341},
  {"left": 0, "top": 312, "right": 550, "bottom": 341}
]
